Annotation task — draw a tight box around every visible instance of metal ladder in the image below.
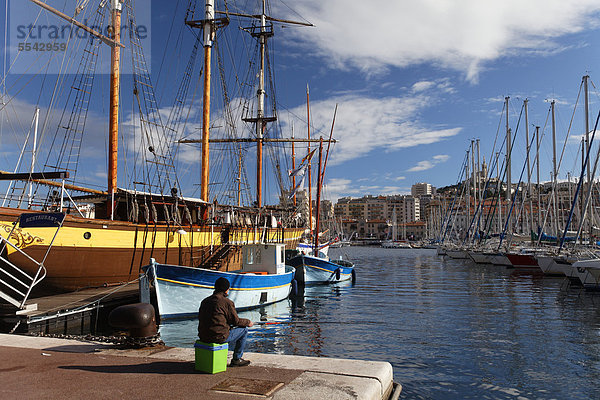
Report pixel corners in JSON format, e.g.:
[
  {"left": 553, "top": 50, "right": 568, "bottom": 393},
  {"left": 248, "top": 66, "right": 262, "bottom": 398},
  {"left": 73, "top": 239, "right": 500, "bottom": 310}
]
[{"left": 0, "top": 212, "right": 65, "bottom": 312}]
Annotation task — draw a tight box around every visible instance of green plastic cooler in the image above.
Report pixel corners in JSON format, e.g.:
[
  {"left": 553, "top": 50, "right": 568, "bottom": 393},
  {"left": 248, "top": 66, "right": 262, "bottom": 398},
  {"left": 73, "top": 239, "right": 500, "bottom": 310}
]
[{"left": 194, "top": 340, "right": 228, "bottom": 373}]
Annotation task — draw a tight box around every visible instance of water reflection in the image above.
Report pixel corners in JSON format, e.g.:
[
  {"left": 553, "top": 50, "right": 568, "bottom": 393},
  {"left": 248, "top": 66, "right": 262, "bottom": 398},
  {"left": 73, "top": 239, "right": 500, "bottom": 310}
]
[{"left": 158, "top": 247, "right": 600, "bottom": 399}]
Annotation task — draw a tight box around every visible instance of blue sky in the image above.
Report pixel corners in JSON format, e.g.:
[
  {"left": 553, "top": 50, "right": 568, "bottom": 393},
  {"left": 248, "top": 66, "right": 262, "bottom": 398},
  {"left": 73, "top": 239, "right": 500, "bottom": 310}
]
[{"left": 3, "top": 0, "right": 600, "bottom": 205}]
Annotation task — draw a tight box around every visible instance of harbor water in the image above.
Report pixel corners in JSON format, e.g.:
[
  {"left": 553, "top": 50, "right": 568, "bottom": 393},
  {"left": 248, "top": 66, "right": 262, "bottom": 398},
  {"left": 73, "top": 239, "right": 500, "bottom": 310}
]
[{"left": 159, "top": 246, "right": 600, "bottom": 399}]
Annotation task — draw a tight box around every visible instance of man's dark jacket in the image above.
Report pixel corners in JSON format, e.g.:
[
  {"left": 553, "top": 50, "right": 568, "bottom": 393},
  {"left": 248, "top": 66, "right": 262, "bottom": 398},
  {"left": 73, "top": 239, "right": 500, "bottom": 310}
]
[{"left": 198, "top": 291, "right": 251, "bottom": 343}]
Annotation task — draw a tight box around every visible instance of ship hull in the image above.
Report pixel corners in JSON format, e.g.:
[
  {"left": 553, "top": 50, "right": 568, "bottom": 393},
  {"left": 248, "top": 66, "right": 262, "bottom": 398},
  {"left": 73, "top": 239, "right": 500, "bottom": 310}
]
[{"left": 0, "top": 207, "right": 303, "bottom": 292}]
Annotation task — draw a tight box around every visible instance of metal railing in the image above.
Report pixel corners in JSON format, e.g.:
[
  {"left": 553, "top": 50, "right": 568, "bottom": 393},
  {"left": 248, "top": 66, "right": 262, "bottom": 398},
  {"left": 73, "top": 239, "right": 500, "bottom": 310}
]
[{"left": 0, "top": 213, "right": 65, "bottom": 309}]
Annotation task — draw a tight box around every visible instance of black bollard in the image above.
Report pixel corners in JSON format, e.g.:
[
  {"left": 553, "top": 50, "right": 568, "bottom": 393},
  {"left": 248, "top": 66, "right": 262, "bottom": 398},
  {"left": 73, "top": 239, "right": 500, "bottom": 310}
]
[{"left": 108, "top": 302, "right": 157, "bottom": 338}]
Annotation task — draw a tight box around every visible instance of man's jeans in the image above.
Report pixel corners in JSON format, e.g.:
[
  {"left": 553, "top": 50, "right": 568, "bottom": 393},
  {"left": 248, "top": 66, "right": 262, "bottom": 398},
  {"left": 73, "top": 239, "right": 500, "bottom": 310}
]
[{"left": 227, "top": 327, "right": 248, "bottom": 360}]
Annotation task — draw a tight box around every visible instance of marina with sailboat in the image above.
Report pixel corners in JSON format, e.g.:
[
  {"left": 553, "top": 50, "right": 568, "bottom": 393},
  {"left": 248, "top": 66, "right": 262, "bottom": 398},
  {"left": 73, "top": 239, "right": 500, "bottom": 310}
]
[{"left": 4, "top": 0, "right": 600, "bottom": 398}]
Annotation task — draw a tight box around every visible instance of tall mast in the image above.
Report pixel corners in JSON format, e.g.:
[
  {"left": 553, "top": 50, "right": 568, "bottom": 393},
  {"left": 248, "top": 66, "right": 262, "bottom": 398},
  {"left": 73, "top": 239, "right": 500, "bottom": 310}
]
[
  {"left": 392, "top": 206, "right": 397, "bottom": 241},
  {"left": 471, "top": 139, "right": 475, "bottom": 203},
  {"left": 108, "top": 0, "right": 123, "bottom": 219},
  {"left": 313, "top": 138, "right": 323, "bottom": 254},
  {"left": 584, "top": 75, "right": 591, "bottom": 185},
  {"left": 496, "top": 152, "right": 502, "bottom": 233},
  {"left": 466, "top": 148, "right": 470, "bottom": 237},
  {"left": 402, "top": 199, "right": 407, "bottom": 240},
  {"left": 551, "top": 100, "right": 559, "bottom": 236},
  {"left": 185, "top": 3, "right": 310, "bottom": 207},
  {"left": 505, "top": 96, "right": 511, "bottom": 202},
  {"left": 237, "top": 147, "right": 242, "bottom": 207},
  {"left": 535, "top": 126, "right": 541, "bottom": 230},
  {"left": 524, "top": 99, "right": 531, "bottom": 235},
  {"left": 476, "top": 139, "right": 481, "bottom": 206},
  {"left": 307, "top": 85, "right": 313, "bottom": 234},
  {"left": 255, "top": 0, "right": 267, "bottom": 207},
  {"left": 200, "top": 0, "right": 215, "bottom": 203},
  {"left": 581, "top": 137, "right": 585, "bottom": 232},
  {"left": 28, "top": 107, "right": 40, "bottom": 208},
  {"left": 584, "top": 75, "right": 591, "bottom": 239},
  {"left": 291, "top": 124, "right": 296, "bottom": 206}
]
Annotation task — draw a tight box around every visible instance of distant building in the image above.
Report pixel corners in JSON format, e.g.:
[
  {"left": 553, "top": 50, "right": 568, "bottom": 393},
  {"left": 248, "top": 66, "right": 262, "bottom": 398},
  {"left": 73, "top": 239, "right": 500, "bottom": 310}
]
[
  {"left": 411, "top": 183, "right": 436, "bottom": 197},
  {"left": 334, "top": 194, "right": 421, "bottom": 239},
  {"left": 339, "top": 218, "right": 389, "bottom": 240},
  {"left": 404, "top": 221, "right": 426, "bottom": 240}
]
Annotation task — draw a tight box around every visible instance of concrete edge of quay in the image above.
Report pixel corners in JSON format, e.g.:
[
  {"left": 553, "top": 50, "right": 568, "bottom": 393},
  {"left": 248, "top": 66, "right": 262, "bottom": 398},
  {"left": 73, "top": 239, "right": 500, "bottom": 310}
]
[{"left": 0, "top": 333, "right": 401, "bottom": 399}]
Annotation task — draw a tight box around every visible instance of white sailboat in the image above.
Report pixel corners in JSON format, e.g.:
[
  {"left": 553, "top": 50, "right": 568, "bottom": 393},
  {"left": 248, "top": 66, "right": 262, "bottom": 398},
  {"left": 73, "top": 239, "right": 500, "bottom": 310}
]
[{"left": 382, "top": 206, "right": 411, "bottom": 248}]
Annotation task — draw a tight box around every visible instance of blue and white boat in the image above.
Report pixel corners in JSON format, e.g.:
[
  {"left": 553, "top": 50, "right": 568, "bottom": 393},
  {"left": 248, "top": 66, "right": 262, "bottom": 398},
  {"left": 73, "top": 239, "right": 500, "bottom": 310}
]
[
  {"left": 287, "top": 252, "right": 355, "bottom": 285},
  {"left": 142, "top": 243, "right": 295, "bottom": 319}
]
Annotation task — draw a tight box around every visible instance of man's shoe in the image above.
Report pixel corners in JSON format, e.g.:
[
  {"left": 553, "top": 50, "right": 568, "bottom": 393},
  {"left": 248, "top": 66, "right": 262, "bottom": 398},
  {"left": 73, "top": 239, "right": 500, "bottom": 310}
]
[{"left": 230, "top": 358, "right": 251, "bottom": 367}]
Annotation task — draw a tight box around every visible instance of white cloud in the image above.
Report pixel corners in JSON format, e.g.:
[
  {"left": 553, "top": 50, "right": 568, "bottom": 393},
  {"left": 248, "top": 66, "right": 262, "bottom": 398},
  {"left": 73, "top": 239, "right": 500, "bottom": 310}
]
[
  {"left": 283, "top": 93, "right": 461, "bottom": 165},
  {"left": 411, "top": 81, "right": 436, "bottom": 93},
  {"left": 407, "top": 154, "right": 450, "bottom": 172},
  {"left": 0, "top": 97, "right": 108, "bottom": 188},
  {"left": 408, "top": 160, "right": 434, "bottom": 172},
  {"left": 433, "top": 155, "right": 450, "bottom": 162},
  {"left": 323, "top": 177, "right": 408, "bottom": 201},
  {"left": 277, "top": 0, "right": 600, "bottom": 81}
]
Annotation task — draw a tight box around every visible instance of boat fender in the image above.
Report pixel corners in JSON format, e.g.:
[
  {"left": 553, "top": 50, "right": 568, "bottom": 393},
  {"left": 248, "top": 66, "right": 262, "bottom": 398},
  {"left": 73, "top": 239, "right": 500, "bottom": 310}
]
[
  {"left": 290, "top": 279, "right": 298, "bottom": 297},
  {"left": 351, "top": 268, "right": 357, "bottom": 283},
  {"left": 335, "top": 268, "right": 341, "bottom": 280},
  {"left": 108, "top": 303, "right": 157, "bottom": 338}
]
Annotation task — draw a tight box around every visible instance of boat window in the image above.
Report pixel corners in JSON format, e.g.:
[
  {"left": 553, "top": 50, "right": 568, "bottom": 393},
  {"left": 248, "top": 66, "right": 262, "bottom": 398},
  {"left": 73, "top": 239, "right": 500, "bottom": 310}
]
[
  {"left": 247, "top": 248, "right": 254, "bottom": 264},
  {"left": 256, "top": 248, "right": 262, "bottom": 264}
]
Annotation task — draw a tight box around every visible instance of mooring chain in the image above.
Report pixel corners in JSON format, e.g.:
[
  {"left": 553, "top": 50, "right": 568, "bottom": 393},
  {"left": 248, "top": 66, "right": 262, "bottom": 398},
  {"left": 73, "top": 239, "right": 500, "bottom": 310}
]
[{"left": 26, "top": 332, "right": 165, "bottom": 349}]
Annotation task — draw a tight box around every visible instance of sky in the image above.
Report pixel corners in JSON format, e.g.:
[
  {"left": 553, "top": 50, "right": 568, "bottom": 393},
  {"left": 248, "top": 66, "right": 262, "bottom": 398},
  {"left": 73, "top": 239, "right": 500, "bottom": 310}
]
[{"left": 3, "top": 0, "right": 600, "bottom": 205}]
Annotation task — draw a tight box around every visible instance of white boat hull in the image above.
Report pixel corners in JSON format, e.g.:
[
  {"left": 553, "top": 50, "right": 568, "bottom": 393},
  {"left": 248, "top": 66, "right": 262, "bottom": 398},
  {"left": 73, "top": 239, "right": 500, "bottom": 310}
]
[
  {"left": 146, "top": 262, "right": 294, "bottom": 318},
  {"left": 468, "top": 251, "right": 490, "bottom": 264},
  {"left": 446, "top": 249, "right": 469, "bottom": 259},
  {"left": 535, "top": 255, "right": 564, "bottom": 276},
  {"left": 571, "top": 259, "right": 600, "bottom": 289},
  {"left": 485, "top": 253, "right": 512, "bottom": 266}
]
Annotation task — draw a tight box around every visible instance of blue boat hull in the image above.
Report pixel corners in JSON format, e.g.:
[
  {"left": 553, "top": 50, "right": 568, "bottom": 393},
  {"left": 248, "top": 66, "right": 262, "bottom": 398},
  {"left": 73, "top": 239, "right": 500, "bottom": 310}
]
[
  {"left": 145, "top": 262, "right": 294, "bottom": 319},
  {"left": 288, "top": 254, "right": 355, "bottom": 284}
]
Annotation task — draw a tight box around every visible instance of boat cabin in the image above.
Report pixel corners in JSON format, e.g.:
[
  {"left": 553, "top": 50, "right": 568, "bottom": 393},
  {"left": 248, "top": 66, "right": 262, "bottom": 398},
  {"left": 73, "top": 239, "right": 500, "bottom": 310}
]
[{"left": 242, "top": 243, "right": 286, "bottom": 275}]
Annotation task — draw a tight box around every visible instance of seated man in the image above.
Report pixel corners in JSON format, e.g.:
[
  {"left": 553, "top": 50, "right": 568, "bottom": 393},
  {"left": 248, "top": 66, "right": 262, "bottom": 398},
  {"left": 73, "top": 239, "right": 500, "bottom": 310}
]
[{"left": 198, "top": 277, "right": 254, "bottom": 367}]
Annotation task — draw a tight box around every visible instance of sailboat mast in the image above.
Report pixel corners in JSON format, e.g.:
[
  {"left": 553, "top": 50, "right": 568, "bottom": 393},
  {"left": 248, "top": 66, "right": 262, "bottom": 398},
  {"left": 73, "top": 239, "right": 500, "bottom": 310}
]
[
  {"left": 536, "top": 126, "right": 541, "bottom": 229},
  {"left": 585, "top": 75, "right": 591, "bottom": 184},
  {"left": 28, "top": 107, "right": 40, "bottom": 208},
  {"left": 392, "top": 206, "right": 398, "bottom": 241},
  {"left": 471, "top": 140, "right": 476, "bottom": 238},
  {"left": 313, "top": 138, "right": 323, "bottom": 254},
  {"left": 108, "top": 0, "right": 123, "bottom": 219},
  {"left": 551, "top": 100, "right": 559, "bottom": 236},
  {"left": 477, "top": 139, "right": 482, "bottom": 232},
  {"left": 524, "top": 99, "right": 532, "bottom": 235},
  {"left": 505, "top": 96, "right": 511, "bottom": 202},
  {"left": 291, "top": 124, "right": 296, "bottom": 206},
  {"left": 496, "top": 152, "right": 502, "bottom": 233},
  {"left": 307, "top": 85, "right": 313, "bottom": 234},
  {"left": 584, "top": 75, "right": 591, "bottom": 239},
  {"left": 466, "top": 148, "right": 470, "bottom": 237},
  {"left": 255, "top": 0, "right": 267, "bottom": 207},
  {"left": 201, "top": 0, "right": 215, "bottom": 203},
  {"left": 237, "top": 147, "right": 242, "bottom": 207},
  {"left": 581, "top": 137, "right": 585, "bottom": 232}
]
